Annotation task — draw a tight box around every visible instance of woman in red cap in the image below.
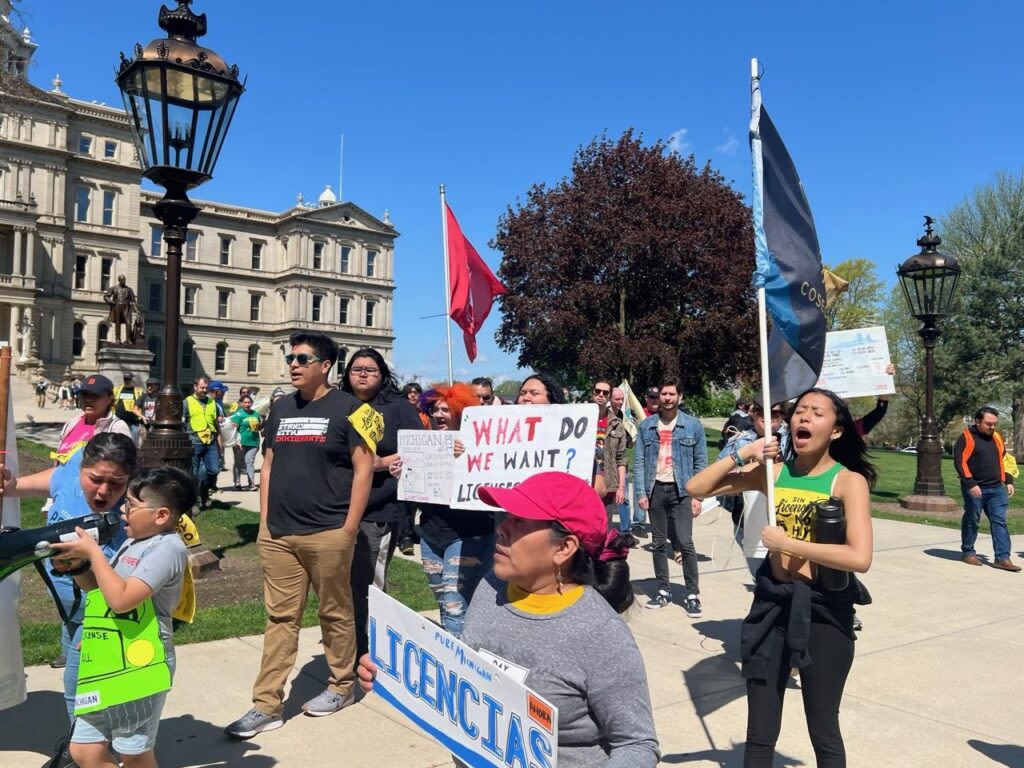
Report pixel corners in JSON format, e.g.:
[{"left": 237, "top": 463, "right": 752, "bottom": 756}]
[
  {"left": 360, "top": 471, "right": 660, "bottom": 767},
  {"left": 393, "top": 382, "right": 492, "bottom": 638}
]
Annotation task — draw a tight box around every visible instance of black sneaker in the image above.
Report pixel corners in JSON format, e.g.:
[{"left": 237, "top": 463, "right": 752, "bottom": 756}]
[
  {"left": 621, "top": 533, "right": 639, "bottom": 549},
  {"left": 645, "top": 591, "right": 671, "bottom": 609},
  {"left": 399, "top": 539, "right": 415, "bottom": 556},
  {"left": 684, "top": 594, "right": 703, "bottom": 618},
  {"left": 631, "top": 525, "right": 649, "bottom": 539}
]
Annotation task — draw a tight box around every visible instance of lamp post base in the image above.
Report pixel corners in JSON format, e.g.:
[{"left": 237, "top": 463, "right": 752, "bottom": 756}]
[{"left": 898, "top": 494, "right": 960, "bottom": 514}]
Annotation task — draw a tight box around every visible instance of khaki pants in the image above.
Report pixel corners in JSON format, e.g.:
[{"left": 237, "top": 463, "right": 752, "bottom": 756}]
[{"left": 253, "top": 523, "right": 356, "bottom": 715}]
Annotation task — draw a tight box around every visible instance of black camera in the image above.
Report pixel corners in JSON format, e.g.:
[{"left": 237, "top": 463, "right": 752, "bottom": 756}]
[{"left": 0, "top": 511, "right": 121, "bottom": 582}]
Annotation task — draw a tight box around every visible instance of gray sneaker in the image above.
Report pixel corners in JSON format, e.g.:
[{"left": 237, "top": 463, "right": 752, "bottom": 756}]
[
  {"left": 224, "top": 708, "right": 283, "bottom": 739},
  {"left": 302, "top": 689, "right": 355, "bottom": 717}
]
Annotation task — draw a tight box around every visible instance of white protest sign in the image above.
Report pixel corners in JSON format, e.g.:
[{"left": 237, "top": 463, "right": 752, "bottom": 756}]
[
  {"left": 369, "top": 586, "right": 558, "bottom": 768},
  {"left": 397, "top": 430, "right": 455, "bottom": 504},
  {"left": 451, "top": 404, "right": 598, "bottom": 511},
  {"left": 815, "top": 325, "right": 895, "bottom": 399}
]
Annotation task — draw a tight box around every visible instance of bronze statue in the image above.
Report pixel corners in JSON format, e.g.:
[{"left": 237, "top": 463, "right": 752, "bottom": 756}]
[{"left": 103, "top": 275, "right": 139, "bottom": 345}]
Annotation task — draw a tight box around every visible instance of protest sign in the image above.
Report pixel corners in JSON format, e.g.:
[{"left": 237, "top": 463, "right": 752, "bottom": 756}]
[
  {"left": 369, "top": 586, "right": 558, "bottom": 768},
  {"left": 451, "top": 404, "right": 598, "bottom": 511},
  {"left": 397, "top": 429, "right": 456, "bottom": 504},
  {"left": 815, "top": 326, "right": 895, "bottom": 399}
]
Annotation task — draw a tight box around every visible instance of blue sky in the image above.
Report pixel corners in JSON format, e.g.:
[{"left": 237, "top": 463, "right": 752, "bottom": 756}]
[{"left": 17, "top": 1, "right": 1024, "bottom": 385}]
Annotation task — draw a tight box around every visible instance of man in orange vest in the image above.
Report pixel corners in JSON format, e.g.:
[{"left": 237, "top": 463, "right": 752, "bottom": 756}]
[{"left": 954, "top": 406, "right": 1019, "bottom": 571}]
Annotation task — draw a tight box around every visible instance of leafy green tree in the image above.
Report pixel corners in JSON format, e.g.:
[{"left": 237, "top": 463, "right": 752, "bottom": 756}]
[
  {"left": 824, "top": 258, "right": 886, "bottom": 331},
  {"left": 939, "top": 170, "right": 1024, "bottom": 455},
  {"left": 493, "top": 131, "right": 757, "bottom": 393}
]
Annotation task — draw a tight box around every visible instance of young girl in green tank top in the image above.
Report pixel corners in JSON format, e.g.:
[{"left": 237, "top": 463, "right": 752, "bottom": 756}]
[{"left": 687, "top": 388, "right": 876, "bottom": 768}]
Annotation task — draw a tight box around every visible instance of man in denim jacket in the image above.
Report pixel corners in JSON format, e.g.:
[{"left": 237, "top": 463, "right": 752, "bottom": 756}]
[{"left": 634, "top": 377, "right": 708, "bottom": 617}]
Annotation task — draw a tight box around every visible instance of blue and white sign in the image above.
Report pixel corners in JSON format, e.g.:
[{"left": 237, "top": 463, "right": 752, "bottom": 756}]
[
  {"left": 369, "top": 586, "right": 559, "bottom": 768},
  {"left": 815, "top": 325, "right": 895, "bottom": 399}
]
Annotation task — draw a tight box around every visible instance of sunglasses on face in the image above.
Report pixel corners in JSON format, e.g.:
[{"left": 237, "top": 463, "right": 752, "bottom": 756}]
[
  {"left": 480, "top": 395, "right": 494, "bottom": 403},
  {"left": 284, "top": 353, "right": 322, "bottom": 366},
  {"left": 594, "top": 388, "right": 611, "bottom": 396}
]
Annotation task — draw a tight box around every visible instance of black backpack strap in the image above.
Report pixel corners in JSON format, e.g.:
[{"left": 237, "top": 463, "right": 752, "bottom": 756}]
[{"left": 33, "top": 560, "right": 80, "bottom": 636}]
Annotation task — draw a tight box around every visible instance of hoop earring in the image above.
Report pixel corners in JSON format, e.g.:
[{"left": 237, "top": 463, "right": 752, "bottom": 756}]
[{"left": 555, "top": 568, "right": 563, "bottom": 595}]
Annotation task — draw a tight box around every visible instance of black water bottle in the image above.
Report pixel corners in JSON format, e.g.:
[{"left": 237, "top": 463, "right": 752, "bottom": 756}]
[{"left": 813, "top": 497, "right": 849, "bottom": 591}]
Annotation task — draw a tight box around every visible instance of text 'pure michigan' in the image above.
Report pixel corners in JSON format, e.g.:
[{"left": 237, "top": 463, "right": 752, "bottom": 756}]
[{"left": 369, "top": 617, "right": 555, "bottom": 768}]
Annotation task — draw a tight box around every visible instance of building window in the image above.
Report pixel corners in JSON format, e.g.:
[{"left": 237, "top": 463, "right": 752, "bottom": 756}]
[
  {"left": 100, "top": 257, "right": 113, "bottom": 291},
  {"left": 98, "top": 323, "right": 109, "bottom": 342},
  {"left": 184, "top": 286, "right": 198, "bottom": 316},
  {"left": 219, "top": 236, "right": 231, "bottom": 266},
  {"left": 79, "top": 135, "right": 92, "bottom": 154},
  {"left": 181, "top": 340, "right": 194, "bottom": 370},
  {"left": 366, "top": 250, "right": 377, "bottom": 277},
  {"left": 102, "top": 190, "right": 115, "bottom": 226},
  {"left": 217, "top": 289, "right": 230, "bottom": 319},
  {"left": 250, "top": 293, "right": 261, "bottom": 322},
  {"left": 251, "top": 242, "right": 262, "bottom": 270},
  {"left": 74, "top": 254, "right": 87, "bottom": 289},
  {"left": 313, "top": 242, "right": 324, "bottom": 270},
  {"left": 215, "top": 342, "right": 227, "bottom": 373},
  {"left": 151, "top": 225, "right": 162, "bottom": 257},
  {"left": 311, "top": 294, "right": 323, "bottom": 322},
  {"left": 75, "top": 186, "right": 90, "bottom": 223},
  {"left": 104, "top": 140, "right": 116, "bottom": 159},
  {"left": 247, "top": 344, "right": 259, "bottom": 375},
  {"left": 148, "top": 336, "right": 161, "bottom": 372},
  {"left": 340, "top": 246, "right": 350, "bottom": 273},
  {"left": 365, "top": 300, "right": 375, "bottom": 327},
  {"left": 72, "top": 322, "right": 85, "bottom": 357},
  {"left": 339, "top": 297, "right": 349, "bottom": 324},
  {"left": 149, "top": 282, "right": 162, "bottom": 312},
  {"left": 185, "top": 231, "right": 198, "bottom": 261}
]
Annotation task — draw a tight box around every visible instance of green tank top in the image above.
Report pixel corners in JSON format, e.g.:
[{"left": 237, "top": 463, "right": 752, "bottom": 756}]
[{"left": 774, "top": 459, "right": 844, "bottom": 542}]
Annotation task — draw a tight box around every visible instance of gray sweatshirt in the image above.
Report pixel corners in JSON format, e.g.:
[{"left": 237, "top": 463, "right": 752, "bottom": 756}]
[{"left": 461, "top": 574, "right": 660, "bottom": 768}]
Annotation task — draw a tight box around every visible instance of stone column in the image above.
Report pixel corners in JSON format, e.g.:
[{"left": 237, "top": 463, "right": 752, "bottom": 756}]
[
  {"left": 23, "top": 229, "right": 35, "bottom": 281},
  {"left": 51, "top": 309, "right": 63, "bottom": 362},
  {"left": 11, "top": 228, "right": 22, "bottom": 277},
  {"left": 7, "top": 305, "right": 18, "bottom": 348},
  {"left": 28, "top": 307, "right": 39, "bottom": 359}
]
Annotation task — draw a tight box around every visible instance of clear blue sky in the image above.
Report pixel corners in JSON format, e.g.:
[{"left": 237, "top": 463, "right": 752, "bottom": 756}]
[{"left": 18, "top": 1, "right": 1024, "bottom": 385}]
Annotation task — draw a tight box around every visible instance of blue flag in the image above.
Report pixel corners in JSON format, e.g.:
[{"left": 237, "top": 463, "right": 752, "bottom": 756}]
[{"left": 750, "top": 87, "right": 827, "bottom": 405}]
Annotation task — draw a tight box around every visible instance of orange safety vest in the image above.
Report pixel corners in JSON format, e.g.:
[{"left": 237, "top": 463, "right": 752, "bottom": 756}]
[{"left": 959, "top": 428, "right": 1005, "bottom": 482}]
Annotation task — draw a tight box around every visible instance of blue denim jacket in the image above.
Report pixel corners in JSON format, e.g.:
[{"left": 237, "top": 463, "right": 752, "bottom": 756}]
[{"left": 634, "top": 410, "right": 708, "bottom": 498}]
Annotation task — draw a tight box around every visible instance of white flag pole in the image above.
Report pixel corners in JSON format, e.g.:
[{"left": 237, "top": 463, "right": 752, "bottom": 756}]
[
  {"left": 751, "top": 57, "right": 777, "bottom": 517},
  {"left": 439, "top": 184, "right": 454, "bottom": 386}
]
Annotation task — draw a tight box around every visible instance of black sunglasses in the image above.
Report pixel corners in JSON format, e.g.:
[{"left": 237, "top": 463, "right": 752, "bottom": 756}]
[{"left": 284, "top": 353, "right": 322, "bottom": 366}]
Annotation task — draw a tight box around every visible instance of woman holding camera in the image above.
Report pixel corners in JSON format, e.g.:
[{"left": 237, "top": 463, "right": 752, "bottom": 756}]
[{"left": 687, "top": 387, "right": 875, "bottom": 768}]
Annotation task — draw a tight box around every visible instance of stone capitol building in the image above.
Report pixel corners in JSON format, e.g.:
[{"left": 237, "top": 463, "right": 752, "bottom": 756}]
[{"left": 0, "top": 1, "right": 397, "bottom": 391}]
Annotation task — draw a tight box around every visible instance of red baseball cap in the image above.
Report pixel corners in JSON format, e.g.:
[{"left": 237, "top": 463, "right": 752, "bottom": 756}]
[{"left": 478, "top": 472, "right": 608, "bottom": 557}]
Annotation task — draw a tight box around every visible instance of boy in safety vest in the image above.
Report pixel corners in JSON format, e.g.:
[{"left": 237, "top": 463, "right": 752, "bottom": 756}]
[{"left": 51, "top": 466, "right": 192, "bottom": 768}]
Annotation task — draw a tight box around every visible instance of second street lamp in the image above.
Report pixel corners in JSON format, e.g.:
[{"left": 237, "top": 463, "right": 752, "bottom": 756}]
[
  {"left": 116, "top": 0, "right": 244, "bottom": 473},
  {"left": 897, "top": 216, "right": 961, "bottom": 512}
]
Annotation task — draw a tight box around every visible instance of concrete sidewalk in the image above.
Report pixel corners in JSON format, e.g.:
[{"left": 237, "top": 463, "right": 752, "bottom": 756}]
[{"left": 3, "top": 510, "right": 1023, "bottom": 766}]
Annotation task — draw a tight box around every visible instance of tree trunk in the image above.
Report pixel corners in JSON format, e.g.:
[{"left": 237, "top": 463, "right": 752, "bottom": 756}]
[
  {"left": 1012, "top": 387, "right": 1024, "bottom": 457},
  {"left": 618, "top": 288, "right": 626, "bottom": 335}
]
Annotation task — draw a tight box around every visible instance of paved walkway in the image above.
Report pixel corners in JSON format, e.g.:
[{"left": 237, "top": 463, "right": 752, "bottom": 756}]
[{"left": 3, "top": 507, "right": 1022, "bottom": 767}]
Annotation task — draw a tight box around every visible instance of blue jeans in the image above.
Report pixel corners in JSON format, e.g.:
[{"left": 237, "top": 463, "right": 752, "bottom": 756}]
[
  {"left": 617, "top": 479, "right": 647, "bottom": 533},
  {"left": 420, "top": 533, "right": 495, "bottom": 638},
  {"left": 61, "top": 621, "right": 83, "bottom": 722},
  {"left": 233, "top": 445, "right": 258, "bottom": 486},
  {"left": 191, "top": 438, "right": 220, "bottom": 498},
  {"left": 961, "top": 482, "right": 1011, "bottom": 561}
]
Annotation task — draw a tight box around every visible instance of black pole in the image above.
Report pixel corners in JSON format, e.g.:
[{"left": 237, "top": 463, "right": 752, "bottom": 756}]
[{"left": 913, "top": 320, "right": 945, "bottom": 496}]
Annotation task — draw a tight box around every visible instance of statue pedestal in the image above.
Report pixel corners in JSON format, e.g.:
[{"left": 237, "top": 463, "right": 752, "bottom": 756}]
[
  {"left": 898, "top": 494, "right": 960, "bottom": 514},
  {"left": 96, "top": 345, "right": 154, "bottom": 383}
]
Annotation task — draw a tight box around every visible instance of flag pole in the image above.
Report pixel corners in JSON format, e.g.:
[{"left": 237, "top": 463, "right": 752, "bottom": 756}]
[
  {"left": 439, "top": 184, "right": 454, "bottom": 385},
  {"left": 751, "top": 57, "right": 777, "bottom": 517}
]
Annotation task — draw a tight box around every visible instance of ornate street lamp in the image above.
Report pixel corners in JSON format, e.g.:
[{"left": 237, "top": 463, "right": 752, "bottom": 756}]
[
  {"left": 116, "top": 0, "right": 244, "bottom": 472},
  {"left": 897, "top": 216, "right": 961, "bottom": 511}
]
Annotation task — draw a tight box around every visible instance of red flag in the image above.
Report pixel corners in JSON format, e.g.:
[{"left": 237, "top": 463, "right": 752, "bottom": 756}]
[{"left": 446, "top": 203, "right": 507, "bottom": 362}]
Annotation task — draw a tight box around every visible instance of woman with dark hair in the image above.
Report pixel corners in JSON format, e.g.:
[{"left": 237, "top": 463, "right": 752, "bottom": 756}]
[
  {"left": 516, "top": 372, "right": 566, "bottom": 404},
  {"left": 687, "top": 387, "right": 874, "bottom": 767},
  {"left": 390, "top": 382, "right": 492, "bottom": 637},
  {"left": 359, "top": 472, "right": 660, "bottom": 767},
  {"left": 341, "top": 348, "right": 423, "bottom": 659},
  {"left": 4, "top": 433, "right": 138, "bottom": 742}
]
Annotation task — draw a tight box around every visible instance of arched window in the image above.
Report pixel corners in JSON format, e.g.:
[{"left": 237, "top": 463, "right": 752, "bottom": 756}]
[
  {"left": 246, "top": 344, "right": 259, "bottom": 375},
  {"left": 98, "top": 322, "right": 109, "bottom": 342},
  {"left": 215, "top": 342, "right": 227, "bottom": 373},
  {"left": 181, "top": 340, "right": 195, "bottom": 371},
  {"left": 72, "top": 322, "right": 85, "bottom": 357}
]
